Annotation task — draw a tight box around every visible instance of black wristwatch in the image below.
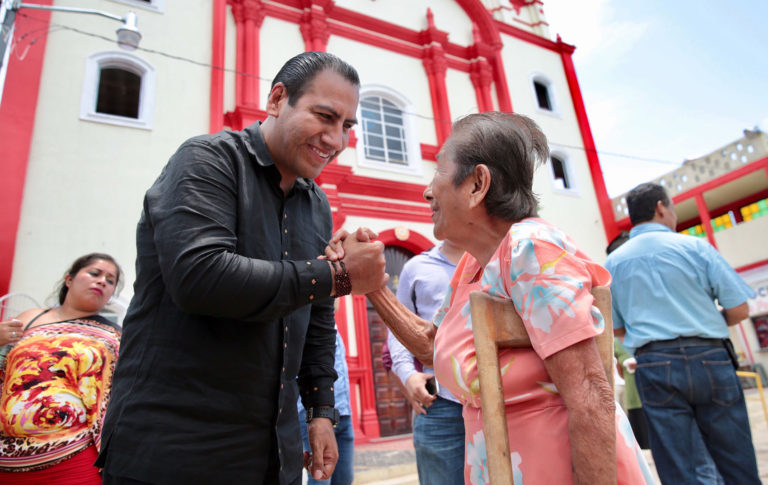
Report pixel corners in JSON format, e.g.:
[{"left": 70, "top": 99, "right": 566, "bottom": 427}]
[{"left": 305, "top": 407, "right": 340, "bottom": 428}]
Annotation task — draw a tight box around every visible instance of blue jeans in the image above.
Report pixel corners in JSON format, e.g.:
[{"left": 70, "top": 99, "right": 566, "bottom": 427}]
[
  {"left": 413, "top": 396, "right": 465, "bottom": 485},
  {"left": 635, "top": 345, "right": 760, "bottom": 485},
  {"left": 298, "top": 410, "right": 354, "bottom": 485}
]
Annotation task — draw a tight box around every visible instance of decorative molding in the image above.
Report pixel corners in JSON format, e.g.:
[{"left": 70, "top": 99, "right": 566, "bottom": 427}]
[
  {"left": 223, "top": 106, "right": 267, "bottom": 130},
  {"left": 299, "top": 5, "right": 330, "bottom": 51}
]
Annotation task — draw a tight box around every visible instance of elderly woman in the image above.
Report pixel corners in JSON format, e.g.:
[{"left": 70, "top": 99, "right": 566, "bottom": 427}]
[
  {"left": 0, "top": 253, "right": 122, "bottom": 485},
  {"left": 331, "top": 113, "right": 651, "bottom": 484}
]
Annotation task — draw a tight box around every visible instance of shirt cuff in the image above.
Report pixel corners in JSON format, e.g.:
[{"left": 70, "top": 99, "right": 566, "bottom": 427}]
[
  {"left": 296, "top": 259, "right": 334, "bottom": 304},
  {"left": 299, "top": 376, "right": 336, "bottom": 409}
]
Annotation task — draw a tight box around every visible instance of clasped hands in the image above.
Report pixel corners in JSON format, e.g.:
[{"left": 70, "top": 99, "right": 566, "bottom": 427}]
[{"left": 322, "top": 227, "right": 389, "bottom": 295}]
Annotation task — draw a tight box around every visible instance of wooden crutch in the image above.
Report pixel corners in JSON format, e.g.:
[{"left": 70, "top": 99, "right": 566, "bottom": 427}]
[{"left": 468, "top": 286, "right": 614, "bottom": 485}]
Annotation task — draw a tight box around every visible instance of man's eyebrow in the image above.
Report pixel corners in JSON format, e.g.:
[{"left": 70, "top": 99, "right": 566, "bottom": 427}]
[{"left": 315, "top": 104, "right": 357, "bottom": 125}]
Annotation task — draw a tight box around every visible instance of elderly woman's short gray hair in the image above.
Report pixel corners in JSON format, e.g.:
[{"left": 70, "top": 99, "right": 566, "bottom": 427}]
[{"left": 448, "top": 112, "right": 549, "bottom": 221}]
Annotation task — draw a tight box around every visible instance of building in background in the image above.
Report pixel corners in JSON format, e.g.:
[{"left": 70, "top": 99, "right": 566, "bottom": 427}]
[
  {"left": 1, "top": 0, "right": 617, "bottom": 442},
  {"left": 611, "top": 129, "right": 768, "bottom": 374}
]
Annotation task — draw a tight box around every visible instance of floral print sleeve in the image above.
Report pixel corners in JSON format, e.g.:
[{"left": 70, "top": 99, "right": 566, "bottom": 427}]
[{"left": 482, "top": 230, "right": 610, "bottom": 360}]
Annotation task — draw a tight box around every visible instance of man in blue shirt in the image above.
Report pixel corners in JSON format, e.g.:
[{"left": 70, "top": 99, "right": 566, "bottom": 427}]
[
  {"left": 605, "top": 182, "right": 760, "bottom": 485},
  {"left": 389, "top": 240, "right": 465, "bottom": 485},
  {"left": 298, "top": 329, "right": 354, "bottom": 485}
]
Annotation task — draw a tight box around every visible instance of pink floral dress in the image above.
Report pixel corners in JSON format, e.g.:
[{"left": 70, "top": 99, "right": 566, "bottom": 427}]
[{"left": 432, "top": 218, "right": 653, "bottom": 484}]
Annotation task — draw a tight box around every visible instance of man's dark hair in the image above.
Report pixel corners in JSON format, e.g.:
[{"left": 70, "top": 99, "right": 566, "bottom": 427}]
[
  {"left": 606, "top": 231, "right": 630, "bottom": 255},
  {"left": 271, "top": 51, "right": 360, "bottom": 106},
  {"left": 448, "top": 112, "right": 549, "bottom": 221},
  {"left": 626, "top": 182, "right": 671, "bottom": 226}
]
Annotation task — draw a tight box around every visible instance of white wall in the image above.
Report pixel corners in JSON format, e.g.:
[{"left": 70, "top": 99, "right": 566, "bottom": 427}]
[
  {"left": 500, "top": 33, "right": 608, "bottom": 261},
  {"left": 10, "top": 0, "right": 212, "bottom": 303}
]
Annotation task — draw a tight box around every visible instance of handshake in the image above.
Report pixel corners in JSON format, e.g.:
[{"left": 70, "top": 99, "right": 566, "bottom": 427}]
[{"left": 322, "top": 227, "right": 389, "bottom": 296}]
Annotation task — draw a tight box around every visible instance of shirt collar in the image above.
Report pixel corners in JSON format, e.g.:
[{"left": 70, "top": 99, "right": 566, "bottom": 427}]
[
  {"left": 630, "top": 222, "right": 674, "bottom": 238},
  {"left": 425, "top": 244, "right": 457, "bottom": 267},
  {"left": 244, "top": 122, "right": 313, "bottom": 192}
]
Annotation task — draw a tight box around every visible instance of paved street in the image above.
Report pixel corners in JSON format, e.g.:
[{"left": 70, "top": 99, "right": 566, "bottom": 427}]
[{"left": 352, "top": 387, "right": 768, "bottom": 484}]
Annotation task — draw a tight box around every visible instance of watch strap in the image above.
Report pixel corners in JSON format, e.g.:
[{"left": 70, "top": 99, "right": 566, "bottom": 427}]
[{"left": 306, "top": 407, "right": 340, "bottom": 427}]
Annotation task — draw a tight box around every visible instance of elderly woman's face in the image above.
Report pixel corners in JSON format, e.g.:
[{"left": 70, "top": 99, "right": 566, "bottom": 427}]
[{"left": 424, "top": 141, "right": 469, "bottom": 241}]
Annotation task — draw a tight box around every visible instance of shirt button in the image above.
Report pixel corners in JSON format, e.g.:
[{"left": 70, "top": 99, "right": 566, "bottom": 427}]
[
  {"left": 284, "top": 343, "right": 288, "bottom": 348},
  {"left": 311, "top": 279, "right": 317, "bottom": 285},
  {"left": 330, "top": 386, "right": 334, "bottom": 391},
  {"left": 282, "top": 367, "right": 285, "bottom": 372},
  {"left": 284, "top": 251, "right": 288, "bottom": 256},
  {"left": 281, "top": 384, "right": 284, "bottom": 389},
  {"left": 309, "top": 295, "right": 314, "bottom": 301},
  {"left": 306, "top": 261, "right": 311, "bottom": 265},
  {"left": 313, "top": 386, "right": 318, "bottom": 391},
  {"left": 284, "top": 214, "right": 288, "bottom": 219},
  {"left": 284, "top": 229, "right": 288, "bottom": 233},
  {"left": 285, "top": 325, "right": 288, "bottom": 332}
]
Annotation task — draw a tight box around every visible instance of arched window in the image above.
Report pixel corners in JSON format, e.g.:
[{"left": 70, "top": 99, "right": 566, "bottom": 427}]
[
  {"left": 530, "top": 74, "right": 558, "bottom": 114},
  {"left": 356, "top": 86, "right": 422, "bottom": 174},
  {"left": 80, "top": 51, "right": 156, "bottom": 129}
]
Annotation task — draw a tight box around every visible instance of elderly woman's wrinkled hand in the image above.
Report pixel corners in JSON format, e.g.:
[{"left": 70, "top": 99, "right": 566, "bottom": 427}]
[
  {"left": 0, "top": 318, "right": 23, "bottom": 347},
  {"left": 321, "top": 227, "right": 378, "bottom": 261}
]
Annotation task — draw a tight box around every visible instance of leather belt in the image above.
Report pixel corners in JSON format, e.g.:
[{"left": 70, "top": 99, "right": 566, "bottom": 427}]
[{"left": 635, "top": 336, "right": 723, "bottom": 355}]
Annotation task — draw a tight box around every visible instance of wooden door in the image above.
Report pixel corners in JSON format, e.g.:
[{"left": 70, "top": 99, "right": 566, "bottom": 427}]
[{"left": 368, "top": 245, "right": 414, "bottom": 436}]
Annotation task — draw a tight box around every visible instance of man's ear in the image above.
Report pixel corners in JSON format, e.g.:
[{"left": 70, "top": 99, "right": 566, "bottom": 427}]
[
  {"left": 266, "top": 83, "right": 288, "bottom": 117},
  {"left": 654, "top": 200, "right": 666, "bottom": 218},
  {"left": 468, "top": 164, "right": 491, "bottom": 209}
]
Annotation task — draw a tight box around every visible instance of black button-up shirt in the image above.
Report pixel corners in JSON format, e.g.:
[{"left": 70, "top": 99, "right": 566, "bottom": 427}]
[{"left": 99, "top": 123, "right": 337, "bottom": 484}]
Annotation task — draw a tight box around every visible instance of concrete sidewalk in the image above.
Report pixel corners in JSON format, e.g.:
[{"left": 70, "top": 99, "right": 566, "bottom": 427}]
[{"left": 352, "top": 388, "right": 768, "bottom": 484}]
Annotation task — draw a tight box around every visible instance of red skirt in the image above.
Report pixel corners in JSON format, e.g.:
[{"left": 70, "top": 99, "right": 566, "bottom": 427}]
[{"left": 0, "top": 445, "right": 101, "bottom": 485}]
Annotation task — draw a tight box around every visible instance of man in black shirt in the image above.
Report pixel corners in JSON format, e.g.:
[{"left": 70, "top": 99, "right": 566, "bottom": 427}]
[{"left": 98, "top": 52, "right": 388, "bottom": 485}]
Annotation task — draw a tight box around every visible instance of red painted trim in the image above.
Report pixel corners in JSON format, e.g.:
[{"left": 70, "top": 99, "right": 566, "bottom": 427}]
[
  {"left": 0, "top": 4, "right": 53, "bottom": 296},
  {"left": 694, "top": 194, "right": 717, "bottom": 248},
  {"left": 339, "top": 198, "right": 433, "bottom": 224},
  {"left": 558, "top": 40, "right": 616, "bottom": 241},
  {"left": 496, "top": 20, "right": 562, "bottom": 52},
  {"left": 736, "top": 258, "right": 768, "bottom": 274},
  {"left": 338, "top": 175, "right": 427, "bottom": 203},
  {"left": 615, "top": 158, "right": 768, "bottom": 229},
  {"left": 490, "top": 49, "right": 513, "bottom": 112},
  {"left": 351, "top": 294, "right": 381, "bottom": 440},
  {"left": 672, "top": 157, "right": 768, "bottom": 202},
  {"left": 209, "top": 0, "right": 227, "bottom": 133},
  {"left": 677, "top": 187, "right": 768, "bottom": 229},
  {"left": 421, "top": 143, "right": 439, "bottom": 162},
  {"left": 376, "top": 228, "right": 434, "bottom": 255}
]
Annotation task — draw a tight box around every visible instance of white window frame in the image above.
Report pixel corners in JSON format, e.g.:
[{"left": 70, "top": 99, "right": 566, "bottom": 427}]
[
  {"left": 80, "top": 51, "right": 156, "bottom": 130},
  {"left": 548, "top": 151, "right": 579, "bottom": 196},
  {"left": 530, "top": 73, "right": 560, "bottom": 117},
  {"left": 355, "top": 85, "right": 422, "bottom": 175},
  {"left": 108, "top": 0, "right": 164, "bottom": 13}
]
